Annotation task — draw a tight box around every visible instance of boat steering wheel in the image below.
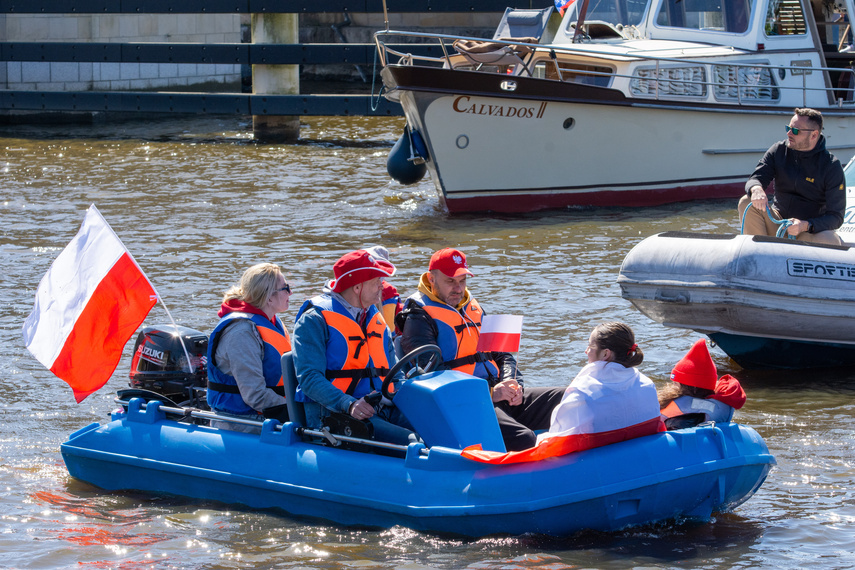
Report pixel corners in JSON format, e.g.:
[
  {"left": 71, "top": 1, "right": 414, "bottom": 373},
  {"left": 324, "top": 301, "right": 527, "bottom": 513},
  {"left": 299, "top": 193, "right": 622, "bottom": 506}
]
[{"left": 381, "top": 344, "right": 442, "bottom": 400}]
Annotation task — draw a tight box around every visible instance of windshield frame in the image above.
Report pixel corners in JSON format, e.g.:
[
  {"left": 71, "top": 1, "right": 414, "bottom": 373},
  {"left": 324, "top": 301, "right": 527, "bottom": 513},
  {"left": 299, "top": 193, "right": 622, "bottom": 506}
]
[{"left": 563, "top": 0, "right": 653, "bottom": 31}]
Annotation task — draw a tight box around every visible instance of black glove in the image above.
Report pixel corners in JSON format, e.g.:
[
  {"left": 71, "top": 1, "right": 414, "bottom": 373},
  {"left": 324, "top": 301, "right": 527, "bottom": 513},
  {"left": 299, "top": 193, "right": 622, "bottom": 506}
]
[{"left": 363, "top": 391, "right": 382, "bottom": 408}]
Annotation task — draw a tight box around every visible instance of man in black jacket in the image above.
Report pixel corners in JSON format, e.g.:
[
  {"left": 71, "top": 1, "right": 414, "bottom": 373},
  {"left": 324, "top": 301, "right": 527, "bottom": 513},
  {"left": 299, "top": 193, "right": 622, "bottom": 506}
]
[{"left": 738, "top": 108, "right": 845, "bottom": 245}]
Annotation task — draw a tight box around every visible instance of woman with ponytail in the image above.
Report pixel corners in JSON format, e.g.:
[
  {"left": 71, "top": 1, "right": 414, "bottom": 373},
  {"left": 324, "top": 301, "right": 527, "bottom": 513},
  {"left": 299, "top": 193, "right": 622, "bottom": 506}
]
[
  {"left": 536, "top": 322, "right": 663, "bottom": 447},
  {"left": 462, "top": 322, "right": 664, "bottom": 464}
]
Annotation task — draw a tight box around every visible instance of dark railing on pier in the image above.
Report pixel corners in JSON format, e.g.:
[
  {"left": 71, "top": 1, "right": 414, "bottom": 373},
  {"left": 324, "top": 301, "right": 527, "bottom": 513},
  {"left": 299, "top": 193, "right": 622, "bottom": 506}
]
[{"left": 0, "top": 1, "right": 525, "bottom": 116}]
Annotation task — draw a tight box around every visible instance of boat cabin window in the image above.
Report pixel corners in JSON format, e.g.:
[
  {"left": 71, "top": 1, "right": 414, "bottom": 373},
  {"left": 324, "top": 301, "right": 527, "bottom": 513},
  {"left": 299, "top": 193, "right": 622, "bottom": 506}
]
[
  {"left": 565, "top": 0, "right": 648, "bottom": 27},
  {"left": 533, "top": 60, "right": 614, "bottom": 86},
  {"left": 713, "top": 63, "right": 780, "bottom": 100},
  {"left": 807, "top": 0, "right": 852, "bottom": 51},
  {"left": 630, "top": 65, "right": 707, "bottom": 96},
  {"left": 764, "top": 0, "right": 807, "bottom": 35},
  {"left": 656, "top": 0, "right": 752, "bottom": 32}
]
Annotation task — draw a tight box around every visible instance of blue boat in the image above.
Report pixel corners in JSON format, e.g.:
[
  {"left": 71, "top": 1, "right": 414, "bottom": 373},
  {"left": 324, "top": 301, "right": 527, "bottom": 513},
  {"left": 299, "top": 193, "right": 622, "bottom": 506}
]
[{"left": 61, "top": 351, "right": 775, "bottom": 537}]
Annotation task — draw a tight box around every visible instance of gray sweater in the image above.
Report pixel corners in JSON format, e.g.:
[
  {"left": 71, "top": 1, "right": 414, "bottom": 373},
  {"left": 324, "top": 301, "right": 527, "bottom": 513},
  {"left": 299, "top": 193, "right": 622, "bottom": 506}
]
[{"left": 213, "top": 318, "right": 287, "bottom": 413}]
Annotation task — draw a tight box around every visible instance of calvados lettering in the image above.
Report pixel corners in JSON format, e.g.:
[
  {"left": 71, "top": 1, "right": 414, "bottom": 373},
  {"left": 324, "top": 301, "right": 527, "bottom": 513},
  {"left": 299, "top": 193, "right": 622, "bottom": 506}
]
[{"left": 452, "top": 96, "right": 537, "bottom": 119}]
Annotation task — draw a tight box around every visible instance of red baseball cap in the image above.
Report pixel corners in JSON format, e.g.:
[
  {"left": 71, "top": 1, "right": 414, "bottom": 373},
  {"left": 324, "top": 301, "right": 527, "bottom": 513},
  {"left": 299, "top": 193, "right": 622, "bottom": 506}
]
[
  {"left": 328, "top": 249, "right": 396, "bottom": 294},
  {"left": 429, "top": 248, "right": 474, "bottom": 278}
]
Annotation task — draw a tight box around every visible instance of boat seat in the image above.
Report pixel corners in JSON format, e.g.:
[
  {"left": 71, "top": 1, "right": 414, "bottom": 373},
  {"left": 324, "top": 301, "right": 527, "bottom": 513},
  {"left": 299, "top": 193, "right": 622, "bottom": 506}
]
[
  {"left": 450, "top": 7, "right": 554, "bottom": 75},
  {"left": 280, "top": 351, "right": 306, "bottom": 428},
  {"left": 492, "top": 6, "right": 554, "bottom": 42},
  {"left": 452, "top": 38, "right": 536, "bottom": 75}
]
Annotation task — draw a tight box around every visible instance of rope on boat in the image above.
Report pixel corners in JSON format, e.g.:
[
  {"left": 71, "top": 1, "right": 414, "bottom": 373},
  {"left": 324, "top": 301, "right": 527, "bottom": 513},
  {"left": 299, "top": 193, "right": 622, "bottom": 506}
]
[
  {"left": 370, "top": 46, "right": 386, "bottom": 112},
  {"left": 739, "top": 203, "right": 796, "bottom": 239}
]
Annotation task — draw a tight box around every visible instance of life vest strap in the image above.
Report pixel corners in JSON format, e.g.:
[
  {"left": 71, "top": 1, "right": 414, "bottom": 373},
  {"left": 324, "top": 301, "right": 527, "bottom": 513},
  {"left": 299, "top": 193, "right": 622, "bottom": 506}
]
[
  {"left": 443, "top": 351, "right": 491, "bottom": 369},
  {"left": 325, "top": 367, "right": 388, "bottom": 396},
  {"left": 325, "top": 367, "right": 389, "bottom": 380},
  {"left": 453, "top": 321, "right": 480, "bottom": 334},
  {"left": 207, "top": 380, "right": 285, "bottom": 397},
  {"left": 347, "top": 331, "right": 384, "bottom": 359}
]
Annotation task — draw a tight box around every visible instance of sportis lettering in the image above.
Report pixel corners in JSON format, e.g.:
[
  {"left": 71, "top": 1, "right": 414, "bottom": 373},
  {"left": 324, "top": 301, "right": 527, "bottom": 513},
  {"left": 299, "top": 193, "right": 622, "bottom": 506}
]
[
  {"left": 452, "top": 96, "right": 546, "bottom": 119},
  {"left": 788, "top": 258, "right": 855, "bottom": 282}
]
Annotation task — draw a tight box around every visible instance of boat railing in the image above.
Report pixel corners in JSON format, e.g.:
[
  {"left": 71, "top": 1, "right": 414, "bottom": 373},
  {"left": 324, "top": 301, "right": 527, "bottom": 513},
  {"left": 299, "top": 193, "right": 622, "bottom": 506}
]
[
  {"left": 115, "top": 395, "right": 418, "bottom": 455},
  {"left": 374, "top": 30, "right": 855, "bottom": 107}
]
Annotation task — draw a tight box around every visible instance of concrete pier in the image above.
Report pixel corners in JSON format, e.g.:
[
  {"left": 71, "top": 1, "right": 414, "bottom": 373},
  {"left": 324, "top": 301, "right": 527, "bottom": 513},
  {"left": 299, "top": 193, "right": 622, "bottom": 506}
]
[{"left": 251, "top": 13, "right": 300, "bottom": 142}]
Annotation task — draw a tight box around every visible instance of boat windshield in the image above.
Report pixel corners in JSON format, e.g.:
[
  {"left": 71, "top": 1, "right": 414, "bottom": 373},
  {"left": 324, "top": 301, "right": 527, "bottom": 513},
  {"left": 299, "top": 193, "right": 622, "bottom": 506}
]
[
  {"left": 566, "top": 0, "right": 752, "bottom": 33},
  {"left": 656, "top": 0, "right": 752, "bottom": 33},
  {"left": 566, "top": 0, "right": 650, "bottom": 27}
]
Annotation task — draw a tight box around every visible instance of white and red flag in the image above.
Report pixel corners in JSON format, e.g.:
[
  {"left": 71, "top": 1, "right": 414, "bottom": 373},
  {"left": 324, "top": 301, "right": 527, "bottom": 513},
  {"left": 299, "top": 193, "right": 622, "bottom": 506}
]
[
  {"left": 554, "top": 0, "right": 576, "bottom": 16},
  {"left": 22, "top": 205, "right": 158, "bottom": 402},
  {"left": 476, "top": 314, "right": 523, "bottom": 353}
]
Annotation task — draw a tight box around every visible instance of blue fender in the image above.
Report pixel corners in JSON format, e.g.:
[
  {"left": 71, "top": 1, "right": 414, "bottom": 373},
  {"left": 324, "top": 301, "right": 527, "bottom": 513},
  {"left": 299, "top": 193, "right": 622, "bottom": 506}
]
[{"left": 387, "top": 125, "right": 427, "bottom": 185}]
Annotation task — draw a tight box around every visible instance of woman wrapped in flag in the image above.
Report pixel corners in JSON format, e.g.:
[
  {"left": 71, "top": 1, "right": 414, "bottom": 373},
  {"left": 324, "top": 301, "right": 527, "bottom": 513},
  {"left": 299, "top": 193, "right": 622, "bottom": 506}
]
[
  {"left": 461, "top": 322, "right": 664, "bottom": 464},
  {"left": 538, "top": 322, "right": 664, "bottom": 447}
]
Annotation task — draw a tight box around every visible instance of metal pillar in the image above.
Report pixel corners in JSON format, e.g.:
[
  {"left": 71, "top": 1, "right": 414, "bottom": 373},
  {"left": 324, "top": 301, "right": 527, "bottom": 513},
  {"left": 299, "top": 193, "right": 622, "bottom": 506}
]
[{"left": 251, "top": 13, "right": 300, "bottom": 142}]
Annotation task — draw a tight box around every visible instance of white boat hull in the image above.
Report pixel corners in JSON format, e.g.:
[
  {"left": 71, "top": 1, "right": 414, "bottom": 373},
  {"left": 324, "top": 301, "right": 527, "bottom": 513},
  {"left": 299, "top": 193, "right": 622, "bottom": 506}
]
[{"left": 395, "top": 82, "right": 855, "bottom": 212}]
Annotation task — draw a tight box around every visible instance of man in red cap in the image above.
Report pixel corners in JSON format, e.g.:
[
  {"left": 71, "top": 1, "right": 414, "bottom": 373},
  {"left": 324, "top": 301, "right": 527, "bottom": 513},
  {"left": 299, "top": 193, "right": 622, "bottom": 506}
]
[
  {"left": 292, "top": 249, "right": 416, "bottom": 446},
  {"left": 396, "top": 248, "right": 563, "bottom": 451}
]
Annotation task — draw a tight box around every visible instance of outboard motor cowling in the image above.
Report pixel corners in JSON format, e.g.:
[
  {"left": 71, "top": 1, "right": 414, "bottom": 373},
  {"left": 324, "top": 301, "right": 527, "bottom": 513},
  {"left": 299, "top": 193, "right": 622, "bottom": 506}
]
[{"left": 129, "top": 325, "right": 208, "bottom": 407}]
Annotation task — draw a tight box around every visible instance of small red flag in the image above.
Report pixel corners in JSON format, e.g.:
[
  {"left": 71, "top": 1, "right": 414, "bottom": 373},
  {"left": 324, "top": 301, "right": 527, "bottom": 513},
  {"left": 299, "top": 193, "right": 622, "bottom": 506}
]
[{"left": 476, "top": 315, "right": 523, "bottom": 353}]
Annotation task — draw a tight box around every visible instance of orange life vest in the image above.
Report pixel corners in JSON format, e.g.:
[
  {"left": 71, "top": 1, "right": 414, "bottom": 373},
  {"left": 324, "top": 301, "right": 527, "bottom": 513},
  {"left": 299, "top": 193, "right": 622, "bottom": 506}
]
[
  {"left": 295, "top": 295, "right": 391, "bottom": 399},
  {"left": 409, "top": 292, "right": 499, "bottom": 379}
]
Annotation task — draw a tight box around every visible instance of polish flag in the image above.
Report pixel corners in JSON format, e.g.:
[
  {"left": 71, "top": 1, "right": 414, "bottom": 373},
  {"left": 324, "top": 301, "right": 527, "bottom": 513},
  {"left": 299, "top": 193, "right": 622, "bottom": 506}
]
[
  {"left": 477, "top": 315, "right": 523, "bottom": 353},
  {"left": 555, "top": 0, "right": 576, "bottom": 16},
  {"left": 22, "top": 205, "right": 158, "bottom": 403}
]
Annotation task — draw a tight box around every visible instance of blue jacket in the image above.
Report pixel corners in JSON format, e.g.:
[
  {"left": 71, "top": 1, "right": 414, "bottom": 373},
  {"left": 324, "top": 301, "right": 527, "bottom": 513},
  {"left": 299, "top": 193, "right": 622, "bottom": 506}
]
[
  {"left": 293, "top": 294, "right": 392, "bottom": 402},
  {"left": 293, "top": 294, "right": 400, "bottom": 428}
]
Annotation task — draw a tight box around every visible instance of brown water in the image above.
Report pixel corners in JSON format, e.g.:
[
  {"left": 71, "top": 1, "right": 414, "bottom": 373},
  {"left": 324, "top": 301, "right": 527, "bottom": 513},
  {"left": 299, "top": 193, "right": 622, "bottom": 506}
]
[{"left": 2, "top": 115, "right": 854, "bottom": 569}]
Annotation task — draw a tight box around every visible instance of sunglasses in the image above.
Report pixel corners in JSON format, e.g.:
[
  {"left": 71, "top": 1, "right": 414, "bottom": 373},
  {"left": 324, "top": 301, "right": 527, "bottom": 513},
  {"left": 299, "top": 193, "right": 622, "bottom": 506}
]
[
  {"left": 277, "top": 283, "right": 291, "bottom": 294},
  {"left": 785, "top": 125, "right": 815, "bottom": 135}
]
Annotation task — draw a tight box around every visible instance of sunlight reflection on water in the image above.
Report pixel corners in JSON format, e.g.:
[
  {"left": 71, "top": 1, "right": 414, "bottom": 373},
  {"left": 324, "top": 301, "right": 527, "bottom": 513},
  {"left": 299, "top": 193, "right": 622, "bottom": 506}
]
[{"left": 1, "top": 115, "right": 854, "bottom": 569}]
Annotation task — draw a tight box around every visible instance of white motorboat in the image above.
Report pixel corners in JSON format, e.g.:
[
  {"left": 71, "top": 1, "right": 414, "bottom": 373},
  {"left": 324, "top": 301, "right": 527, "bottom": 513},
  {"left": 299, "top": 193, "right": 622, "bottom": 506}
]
[{"left": 376, "top": 0, "right": 855, "bottom": 213}]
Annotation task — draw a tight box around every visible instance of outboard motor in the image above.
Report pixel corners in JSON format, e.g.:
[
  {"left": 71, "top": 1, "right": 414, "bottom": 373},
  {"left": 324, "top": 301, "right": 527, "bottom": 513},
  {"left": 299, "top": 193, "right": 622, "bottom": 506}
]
[
  {"left": 129, "top": 324, "right": 208, "bottom": 408},
  {"left": 387, "top": 124, "right": 428, "bottom": 185}
]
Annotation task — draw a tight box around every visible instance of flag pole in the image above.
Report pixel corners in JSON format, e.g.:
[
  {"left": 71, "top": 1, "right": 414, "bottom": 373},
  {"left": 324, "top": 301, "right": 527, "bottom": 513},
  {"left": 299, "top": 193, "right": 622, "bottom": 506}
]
[
  {"left": 382, "top": 0, "right": 389, "bottom": 31},
  {"left": 157, "top": 298, "right": 195, "bottom": 374},
  {"left": 89, "top": 205, "right": 194, "bottom": 374}
]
